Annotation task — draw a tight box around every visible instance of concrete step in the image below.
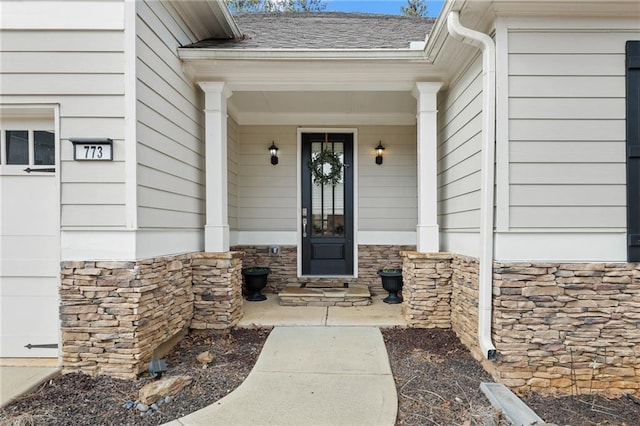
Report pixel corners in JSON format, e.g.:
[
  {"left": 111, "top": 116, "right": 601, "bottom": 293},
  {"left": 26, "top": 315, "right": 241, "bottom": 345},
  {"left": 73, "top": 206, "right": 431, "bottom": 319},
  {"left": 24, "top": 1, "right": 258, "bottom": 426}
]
[{"left": 278, "top": 283, "right": 371, "bottom": 307}]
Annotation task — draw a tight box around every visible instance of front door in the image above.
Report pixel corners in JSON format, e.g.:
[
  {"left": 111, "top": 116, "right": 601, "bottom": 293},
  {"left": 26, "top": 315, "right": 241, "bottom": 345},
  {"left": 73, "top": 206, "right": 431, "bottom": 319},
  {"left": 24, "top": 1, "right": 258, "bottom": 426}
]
[{"left": 301, "top": 133, "right": 353, "bottom": 275}]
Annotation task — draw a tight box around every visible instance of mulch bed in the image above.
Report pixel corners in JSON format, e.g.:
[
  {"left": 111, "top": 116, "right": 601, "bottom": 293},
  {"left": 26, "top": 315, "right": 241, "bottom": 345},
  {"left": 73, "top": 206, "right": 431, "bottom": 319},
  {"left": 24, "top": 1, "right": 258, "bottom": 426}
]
[{"left": 1, "top": 328, "right": 639, "bottom": 426}]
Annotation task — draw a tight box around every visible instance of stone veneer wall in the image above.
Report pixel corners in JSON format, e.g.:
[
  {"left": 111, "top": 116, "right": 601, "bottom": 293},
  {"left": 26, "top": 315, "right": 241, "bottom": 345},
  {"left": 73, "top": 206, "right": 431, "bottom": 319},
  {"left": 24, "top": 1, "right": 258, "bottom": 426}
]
[
  {"left": 490, "top": 262, "right": 640, "bottom": 398},
  {"left": 191, "top": 252, "right": 244, "bottom": 330},
  {"left": 424, "top": 255, "right": 640, "bottom": 397},
  {"left": 233, "top": 244, "right": 414, "bottom": 294},
  {"left": 60, "top": 252, "right": 244, "bottom": 379},
  {"left": 232, "top": 245, "right": 297, "bottom": 293},
  {"left": 449, "top": 255, "right": 482, "bottom": 360},
  {"left": 400, "top": 251, "right": 453, "bottom": 328},
  {"left": 407, "top": 254, "right": 640, "bottom": 398},
  {"left": 60, "top": 256, "right": 194, "bottom": 379},
  {"left": 359, "top": 245, "right": 415, "bottom": 295}
]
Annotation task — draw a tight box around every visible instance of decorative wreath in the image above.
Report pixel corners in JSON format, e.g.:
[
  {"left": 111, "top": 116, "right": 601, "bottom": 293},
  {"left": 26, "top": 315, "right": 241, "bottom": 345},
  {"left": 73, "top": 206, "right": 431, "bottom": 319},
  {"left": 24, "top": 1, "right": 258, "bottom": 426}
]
[{"left": 308, "top": 149, "right": 343, "bottom": 186}]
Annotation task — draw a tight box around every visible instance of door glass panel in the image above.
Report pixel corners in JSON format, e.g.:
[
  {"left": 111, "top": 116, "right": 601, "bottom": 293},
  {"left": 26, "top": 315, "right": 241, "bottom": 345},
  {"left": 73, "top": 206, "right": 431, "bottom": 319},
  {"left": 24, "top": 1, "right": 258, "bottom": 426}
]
[
  {"left": 311, "top": 140, "right": 344, "bottom": 237},
  {"left": 6, "top": 130, "right": 28, "bottom": 165},
  {"left": 34, "top": 131, "right": 55, "bottom": 165}
]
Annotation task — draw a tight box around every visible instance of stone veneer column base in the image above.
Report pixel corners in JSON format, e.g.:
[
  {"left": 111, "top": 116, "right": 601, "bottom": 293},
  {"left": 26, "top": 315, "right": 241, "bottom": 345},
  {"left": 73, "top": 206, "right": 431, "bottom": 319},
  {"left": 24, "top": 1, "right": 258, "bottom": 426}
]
[
  {"left": 60, "top": 255, "right": 194, "bottom": 380},
  {"left": 191, "top": 251, "right": 244, "bottom": 330},
  {"left": 401, "top": 251, "right": 453, "bottom": 329},
  {"left": 59, "top": 251, "right": 244, "bottom": 380}
]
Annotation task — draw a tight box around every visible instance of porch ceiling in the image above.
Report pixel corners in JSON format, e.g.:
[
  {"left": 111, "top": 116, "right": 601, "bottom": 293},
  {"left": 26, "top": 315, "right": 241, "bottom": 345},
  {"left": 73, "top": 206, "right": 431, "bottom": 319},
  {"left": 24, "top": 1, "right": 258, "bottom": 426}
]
[
  {"left": 185, "top": 59, "right": 442, "bottom": 126},
  {"left": 228, "top": 90, "right": 418, "bottom": 126}
]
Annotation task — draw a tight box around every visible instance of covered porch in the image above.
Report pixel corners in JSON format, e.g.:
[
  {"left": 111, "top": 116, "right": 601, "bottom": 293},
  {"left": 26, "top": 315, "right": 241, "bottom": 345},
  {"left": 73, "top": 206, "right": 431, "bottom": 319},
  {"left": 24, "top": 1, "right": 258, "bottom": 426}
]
[{"left": 182, "top": 60, "right": 444, "bottom": 298}]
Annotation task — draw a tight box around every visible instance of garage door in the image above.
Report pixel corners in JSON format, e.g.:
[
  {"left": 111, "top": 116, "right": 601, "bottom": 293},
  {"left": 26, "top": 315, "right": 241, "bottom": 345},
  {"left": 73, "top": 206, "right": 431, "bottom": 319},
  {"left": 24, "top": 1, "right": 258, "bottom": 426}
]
[{"left": 0, "top": 122, "right": 60, "bottom": 358}]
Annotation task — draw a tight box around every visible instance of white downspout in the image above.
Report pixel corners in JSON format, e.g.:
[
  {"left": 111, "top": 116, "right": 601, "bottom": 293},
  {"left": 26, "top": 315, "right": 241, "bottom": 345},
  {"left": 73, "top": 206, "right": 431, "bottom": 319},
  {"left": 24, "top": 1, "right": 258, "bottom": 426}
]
[{"left": 447, "top": 11, "right": 497, "bottom": 360}]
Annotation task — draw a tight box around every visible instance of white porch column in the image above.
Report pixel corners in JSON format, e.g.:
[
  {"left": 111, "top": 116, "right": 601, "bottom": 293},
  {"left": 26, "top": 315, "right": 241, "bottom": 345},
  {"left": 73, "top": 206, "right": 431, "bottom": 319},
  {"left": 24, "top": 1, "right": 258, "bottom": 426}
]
[
  {"left": 413, "top": 82, "right": 443, "bottom": 253},
  {"left": 199, "top": 82, "right": 232, "bottom": 252}
]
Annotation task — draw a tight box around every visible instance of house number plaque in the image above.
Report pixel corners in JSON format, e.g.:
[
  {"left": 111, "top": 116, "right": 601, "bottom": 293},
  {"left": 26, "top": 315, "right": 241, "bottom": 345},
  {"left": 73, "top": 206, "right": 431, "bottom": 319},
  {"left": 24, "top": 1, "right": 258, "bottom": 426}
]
[{"left": 70, "top": 138, "right": 113, "bottom": 161}]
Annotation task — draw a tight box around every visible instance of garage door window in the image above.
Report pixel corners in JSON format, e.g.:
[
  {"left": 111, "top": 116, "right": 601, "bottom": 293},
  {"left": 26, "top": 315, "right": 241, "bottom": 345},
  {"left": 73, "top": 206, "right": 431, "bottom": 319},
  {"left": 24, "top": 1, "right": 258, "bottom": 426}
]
[{"left": 2, "top": 129, "right": 55, "bottom": 166}]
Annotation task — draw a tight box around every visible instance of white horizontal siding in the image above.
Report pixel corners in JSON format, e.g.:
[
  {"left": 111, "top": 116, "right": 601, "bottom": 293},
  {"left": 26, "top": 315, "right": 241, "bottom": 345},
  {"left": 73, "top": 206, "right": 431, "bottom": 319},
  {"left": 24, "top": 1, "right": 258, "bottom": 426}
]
[
  {"left": 507, "top": 27, "right": 635, "bottom": 232},
  {"left": 510, "top": 141, "right": 625, "bottom": 163},
  {"left": 509, "top": 76, "right": 624, "bottom": 98},
  {"left": 509, "top": 53, "right": 624, "bottom": 76},
  {"left": 510, "top": 98, "right": 624, "bottom": 119},
  {"left": 228, "top": 117, "right": 239, "bottom": 231},
  {"left": 511, "top": 185, "right": 625, "bottom": 206},
  {"left": 237, "top": 125, "right": 297, "bottom": 231},
  {"left": 437, "top": 54, "right": 483, "bottom": 237},
  {"left": 0, "top": 74, "right": 124, "bottom": 95},
  {"left": 0, "top": 30, "right": 124, "bottom": 52},
  {"left": 358, "top": 125, "right": 416, "bottom": 232},
  {"left": 235, "top": 125, "right": 417, "bottom": 233},
  {"left": 510, "top": 163, "right": 625, "bottom": 185},
  {"left": 0, "top": 21, "right": 127, "bottom": 229},
  {"left": 61, "top": 183, "right": 124, "bottom": 205},
  {"left": 135, "top": 0, "right": 205, "bottom": 234},
  {"left": 1, "top": 1, "right": 124, "bottom": 30},
  {"left": 61, "top": 205, "right": 126, "bottom": 227},
  {"left": 1, "top": 52, "right": 125, "bottom": 74}
]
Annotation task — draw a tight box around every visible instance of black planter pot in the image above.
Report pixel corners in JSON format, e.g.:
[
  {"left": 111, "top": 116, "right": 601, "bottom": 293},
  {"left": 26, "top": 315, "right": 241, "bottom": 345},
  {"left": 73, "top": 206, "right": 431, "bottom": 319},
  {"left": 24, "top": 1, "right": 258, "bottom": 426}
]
[
  {"left": 377, "top": 269, "right": 403, "bottom": 304},
  {"left": 241, "top": 267, "right": 270, "bottom": 301}
]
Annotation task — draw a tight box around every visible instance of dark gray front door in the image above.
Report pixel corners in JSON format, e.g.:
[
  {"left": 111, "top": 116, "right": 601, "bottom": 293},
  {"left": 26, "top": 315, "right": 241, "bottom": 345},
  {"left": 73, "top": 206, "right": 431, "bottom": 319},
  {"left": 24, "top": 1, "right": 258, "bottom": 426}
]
[{"left": 301, "top": 133, "right": 354, "bottom": 275}]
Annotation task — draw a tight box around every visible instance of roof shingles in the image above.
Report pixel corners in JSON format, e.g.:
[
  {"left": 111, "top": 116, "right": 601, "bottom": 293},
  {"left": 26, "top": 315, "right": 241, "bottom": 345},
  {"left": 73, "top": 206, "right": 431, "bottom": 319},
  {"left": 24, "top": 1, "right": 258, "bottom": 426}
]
[{"left": 183, "top": 12, "right": 434, "bottom": 50}]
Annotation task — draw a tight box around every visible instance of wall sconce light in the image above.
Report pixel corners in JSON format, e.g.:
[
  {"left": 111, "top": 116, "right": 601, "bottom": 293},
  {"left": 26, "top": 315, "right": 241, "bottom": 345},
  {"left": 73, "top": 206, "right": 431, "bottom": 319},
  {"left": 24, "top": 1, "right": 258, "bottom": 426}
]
[
  {"left": 269, "top": 141, "right": 279, "bottom": 165},
  {"left": 375, "top": 141, "right": 385, "bottom": 165}
]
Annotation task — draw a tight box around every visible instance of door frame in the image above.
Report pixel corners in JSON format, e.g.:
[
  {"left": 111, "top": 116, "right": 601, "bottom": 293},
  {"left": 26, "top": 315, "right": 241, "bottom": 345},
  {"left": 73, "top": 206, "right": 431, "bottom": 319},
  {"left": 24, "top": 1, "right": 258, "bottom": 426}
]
[{"left": 297, "top": 128, "right": 358, "bottom": 278}]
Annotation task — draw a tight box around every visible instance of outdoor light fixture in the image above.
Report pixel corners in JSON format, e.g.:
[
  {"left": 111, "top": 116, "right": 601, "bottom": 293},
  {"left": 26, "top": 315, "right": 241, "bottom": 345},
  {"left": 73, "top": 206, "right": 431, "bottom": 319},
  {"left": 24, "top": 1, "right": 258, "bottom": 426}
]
[
  {"left": 269, "top": 141, "right": 279, "bottom": 165},
  {"left": 375, "top": 141, "right": 385, "bottom": 165},
  {"left": 148, "top": 358, "right": 167, "bottom": 379}
]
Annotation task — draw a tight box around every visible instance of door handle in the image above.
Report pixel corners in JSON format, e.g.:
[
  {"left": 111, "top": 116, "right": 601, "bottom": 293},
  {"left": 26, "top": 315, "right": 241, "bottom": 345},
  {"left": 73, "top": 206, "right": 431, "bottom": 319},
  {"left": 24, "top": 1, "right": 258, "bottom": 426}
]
[{"left": 302, "top": 218, "right": 307, "bottom": 238}]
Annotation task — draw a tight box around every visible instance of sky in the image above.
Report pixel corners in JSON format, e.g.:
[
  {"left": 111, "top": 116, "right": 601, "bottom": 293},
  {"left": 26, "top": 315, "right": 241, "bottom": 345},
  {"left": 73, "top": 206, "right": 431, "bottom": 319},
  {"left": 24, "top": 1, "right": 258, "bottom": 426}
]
[{"left": 323, "top": 0, "right": 444, "bottom": 17}]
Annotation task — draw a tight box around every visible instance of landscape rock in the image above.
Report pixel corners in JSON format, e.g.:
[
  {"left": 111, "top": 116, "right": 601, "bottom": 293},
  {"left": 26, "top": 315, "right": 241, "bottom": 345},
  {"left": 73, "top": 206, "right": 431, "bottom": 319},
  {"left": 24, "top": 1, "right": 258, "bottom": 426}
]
[
  {"left": 196, "top": 350, "right": 216, "bottom": 365},
  {"left": 138, "top": 375, "right": 193, "bottom": 405}
]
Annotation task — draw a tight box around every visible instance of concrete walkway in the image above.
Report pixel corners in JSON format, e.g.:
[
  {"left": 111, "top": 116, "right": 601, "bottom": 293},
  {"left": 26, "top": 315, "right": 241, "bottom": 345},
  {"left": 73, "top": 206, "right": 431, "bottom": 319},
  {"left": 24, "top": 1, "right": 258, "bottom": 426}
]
[
  {"left": 0, "top": 360, "right": 60, "bottom": 408},
  {"left": 238, "top": 294, "right": 406, "bottom": 328},
  {"left": 166, "top": 326, "right": 398, "bottom": 426}
]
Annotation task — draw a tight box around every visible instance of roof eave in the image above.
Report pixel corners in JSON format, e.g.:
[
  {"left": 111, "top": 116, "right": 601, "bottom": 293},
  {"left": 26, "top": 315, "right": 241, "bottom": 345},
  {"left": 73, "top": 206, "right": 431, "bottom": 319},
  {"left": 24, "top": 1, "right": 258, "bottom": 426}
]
[
  {"left": 168, "top": 0, "right": 242, "bottom": 40},
  {"left": 423, "top": 0, "right": 466, "bottom": 62},
  {"left": 178, "top": 48, "right": 428, "bottom": 61}
]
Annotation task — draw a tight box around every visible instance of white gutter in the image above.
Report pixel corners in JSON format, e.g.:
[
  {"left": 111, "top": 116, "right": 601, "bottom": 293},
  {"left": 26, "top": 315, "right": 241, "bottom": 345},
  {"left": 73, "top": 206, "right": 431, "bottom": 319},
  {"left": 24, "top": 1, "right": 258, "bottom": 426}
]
[{"left": 447, "top": 11, "right": 497, "bottom": 361}]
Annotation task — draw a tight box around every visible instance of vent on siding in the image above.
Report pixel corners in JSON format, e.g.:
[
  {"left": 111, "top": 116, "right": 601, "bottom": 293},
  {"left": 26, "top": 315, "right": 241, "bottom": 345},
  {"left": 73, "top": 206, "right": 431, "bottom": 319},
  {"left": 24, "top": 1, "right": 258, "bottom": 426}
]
[{"left": 627, "top": 40, "right": 640, "bottom": 262}]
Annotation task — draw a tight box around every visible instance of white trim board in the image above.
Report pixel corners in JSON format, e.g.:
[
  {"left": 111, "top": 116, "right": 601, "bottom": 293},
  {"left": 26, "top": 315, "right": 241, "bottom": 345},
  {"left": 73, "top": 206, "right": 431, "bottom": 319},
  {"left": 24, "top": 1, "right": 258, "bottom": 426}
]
[
  {"left": 495, "top": 17, "right": 510, "bottom": 232},
  {"left": 136, "top": 229, "right": 203, "bottom": 258},
  {"left": 61, "top": 229, "right": 204, "bottom": 261},
  {"left": 230, "top": 112, "right": 416, "bottom": 126},
  {"left": 0, "top": 1, "right": 124, "bottom": 30},
  {"left": 230, "top": 231, "right": 297, "bottom": 246},
  {"left": 357, "top": 231, "right": 416, "bottom": 246},
  {"left": 230, "top": 231, "right": 416, "bottom": 247},
  {"left": 61, "top": 230, "right": 136, "bottom": 260},
  {"left": 440, "top": 232, "right": 481, "bottom": 258},
  {"left": 494, "top": 232, "right": 627, "bottom": 263}
]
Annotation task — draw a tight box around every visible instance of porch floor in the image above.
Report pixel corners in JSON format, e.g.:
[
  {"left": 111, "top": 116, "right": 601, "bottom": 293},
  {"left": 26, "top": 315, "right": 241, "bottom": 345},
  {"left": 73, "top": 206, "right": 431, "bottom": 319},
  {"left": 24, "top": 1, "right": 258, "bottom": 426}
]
[{"left": 237, "top": 294, "right": 406, "bottom": 328}]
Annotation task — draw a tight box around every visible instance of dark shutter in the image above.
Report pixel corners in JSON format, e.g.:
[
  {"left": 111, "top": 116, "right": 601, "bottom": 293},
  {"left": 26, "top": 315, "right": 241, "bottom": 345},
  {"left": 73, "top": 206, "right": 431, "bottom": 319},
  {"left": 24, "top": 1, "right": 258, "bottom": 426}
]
[{"left": 627, "top": 41, "right": 640, "bottom": 262}]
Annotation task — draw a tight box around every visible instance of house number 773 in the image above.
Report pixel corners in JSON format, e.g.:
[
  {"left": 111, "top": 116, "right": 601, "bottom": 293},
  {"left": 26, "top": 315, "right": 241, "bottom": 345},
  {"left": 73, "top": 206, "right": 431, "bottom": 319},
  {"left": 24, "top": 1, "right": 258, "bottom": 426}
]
[
  {"left": 84, "top": 145, "right": 103, "bottom": 159},
  {"left": 72, "top": 141, "right": 113, "bottom": 161}
]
